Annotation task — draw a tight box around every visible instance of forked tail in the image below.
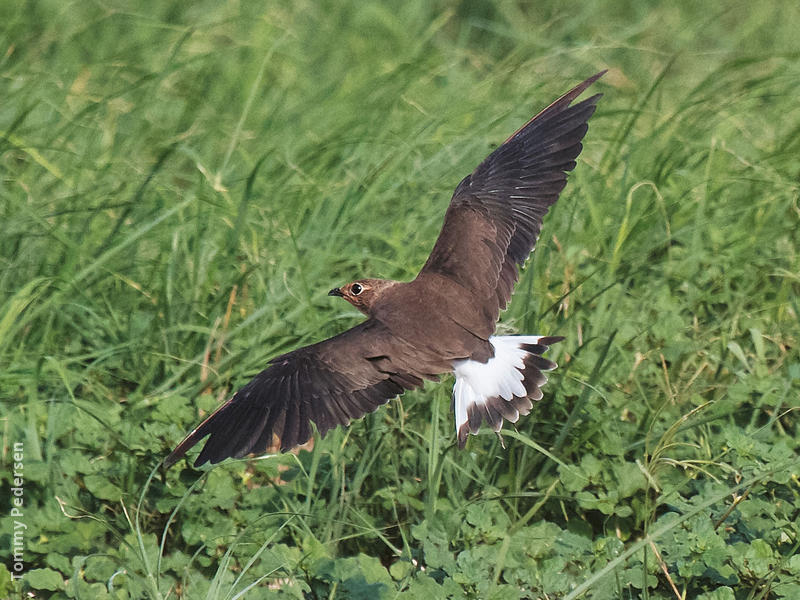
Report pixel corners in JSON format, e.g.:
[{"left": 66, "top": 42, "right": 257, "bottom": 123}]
[{"left": 452, "top": 335, "right": 564, "bottom": 447}]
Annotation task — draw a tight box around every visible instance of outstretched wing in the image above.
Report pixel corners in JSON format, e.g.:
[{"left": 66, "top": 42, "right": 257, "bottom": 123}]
[
  {"left": 418, "top": 72, "right": 604, "bottom": 335},
  {"left": 165, "top": 319, "right": 427, "bottom": 467}
]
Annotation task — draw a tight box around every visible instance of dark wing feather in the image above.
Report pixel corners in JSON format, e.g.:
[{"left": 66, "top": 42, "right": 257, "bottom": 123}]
[
  {"left": 419, "top": 72, "right": 604, "bottom": 335},
  {"left": 165, "top": 319, "right": 422, "bottom": 467}
]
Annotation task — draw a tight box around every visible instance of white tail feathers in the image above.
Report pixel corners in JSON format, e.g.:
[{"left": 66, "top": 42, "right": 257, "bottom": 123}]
[{"left": 452, "top": 335, "right": 562, "bottom": 447}]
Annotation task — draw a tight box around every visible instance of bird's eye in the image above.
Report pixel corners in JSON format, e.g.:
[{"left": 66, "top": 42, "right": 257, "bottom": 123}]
[{"left": 351, "top": 283, "right": 363, "bottom": 295}]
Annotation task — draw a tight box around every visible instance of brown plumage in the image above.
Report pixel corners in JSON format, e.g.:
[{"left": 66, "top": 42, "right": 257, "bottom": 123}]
[{"left": 165, "top": 72, "right": 604, "bottom": 468}]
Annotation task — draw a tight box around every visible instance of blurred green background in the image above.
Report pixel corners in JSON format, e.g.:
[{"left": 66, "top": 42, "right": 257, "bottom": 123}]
[{"left": 1, "top": 1, "right": 799, "bottom": 598}]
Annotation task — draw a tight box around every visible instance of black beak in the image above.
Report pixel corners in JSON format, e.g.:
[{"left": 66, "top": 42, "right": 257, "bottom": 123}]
[{"left": 328, "top": 287, "right": 344, "bottom": 297}]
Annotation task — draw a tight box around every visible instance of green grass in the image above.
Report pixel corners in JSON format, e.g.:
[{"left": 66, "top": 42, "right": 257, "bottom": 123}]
[{"left": 1, "top": 1, "right": 799, "bottom": 598}]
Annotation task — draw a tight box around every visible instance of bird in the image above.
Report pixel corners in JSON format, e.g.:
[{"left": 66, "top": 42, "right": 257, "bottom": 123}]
[{"left": 165, "top": 71, "right": 604, "bottom": 468}]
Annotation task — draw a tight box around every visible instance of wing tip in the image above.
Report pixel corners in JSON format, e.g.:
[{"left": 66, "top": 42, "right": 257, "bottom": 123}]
[
  {"left": 578, "top": 69, "right": 608, "bottom": 91},
  {"left": 504, "top": 70, "right": 607, "bottom": 145},
  {"left": 562, "top": 70, "right": 608, "bottom": 104},
  {"left": 163, "top": 430, "right": 208, "bottom": 469},
  {"left": 163, "top": 394, "right": 240, "bottom": 469},
  {"left": 162, "top": 450, "right": 183, "bottom": 469}
]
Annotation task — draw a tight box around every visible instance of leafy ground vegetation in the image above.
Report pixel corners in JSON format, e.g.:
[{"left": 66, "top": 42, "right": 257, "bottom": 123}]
[{"left": 2, "top": 1, "right": 799, "bottom": 598}]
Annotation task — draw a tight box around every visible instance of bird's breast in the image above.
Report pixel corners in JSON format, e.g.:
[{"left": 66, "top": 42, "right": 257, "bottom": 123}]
[{"left": 371, "top": 275, "right": 492, "bottom": 368}]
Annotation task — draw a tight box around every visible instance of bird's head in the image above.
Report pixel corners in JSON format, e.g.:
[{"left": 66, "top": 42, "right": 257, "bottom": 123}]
[{"left": 328, "top": 278, "right": 396, "bottom": 316}]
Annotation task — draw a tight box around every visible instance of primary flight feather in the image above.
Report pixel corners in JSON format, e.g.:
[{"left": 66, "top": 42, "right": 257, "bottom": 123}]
[{"left": 165, "top": 71, "right": 604, "bottom": 468}]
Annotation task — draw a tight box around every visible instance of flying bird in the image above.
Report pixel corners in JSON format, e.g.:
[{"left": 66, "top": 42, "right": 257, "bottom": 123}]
[{"left": 166, "top": 71, "right": 604, "bottom": 468}]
